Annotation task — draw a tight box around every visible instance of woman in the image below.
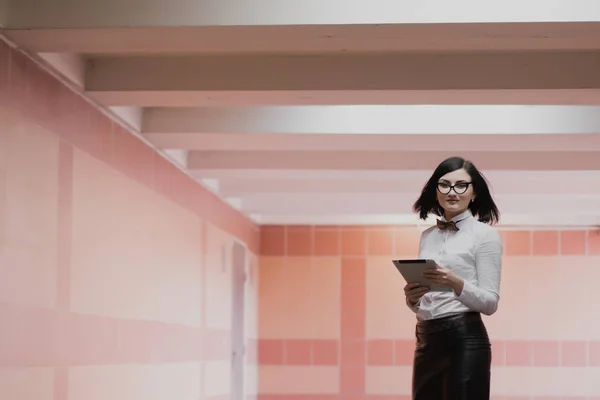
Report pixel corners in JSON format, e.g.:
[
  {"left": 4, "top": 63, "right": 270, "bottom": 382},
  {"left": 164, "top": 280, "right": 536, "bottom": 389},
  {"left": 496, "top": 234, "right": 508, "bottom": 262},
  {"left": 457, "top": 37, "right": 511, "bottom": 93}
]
[{"left": 404, "top": 156, "right": 502, "bottom": 400}]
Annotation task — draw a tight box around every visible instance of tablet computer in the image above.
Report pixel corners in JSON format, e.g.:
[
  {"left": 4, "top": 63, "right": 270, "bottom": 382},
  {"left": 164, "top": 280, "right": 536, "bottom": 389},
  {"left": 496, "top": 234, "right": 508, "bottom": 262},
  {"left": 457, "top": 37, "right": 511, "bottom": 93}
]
[{"left": 392, "top": 259, "right": 452, "bottom": 292}]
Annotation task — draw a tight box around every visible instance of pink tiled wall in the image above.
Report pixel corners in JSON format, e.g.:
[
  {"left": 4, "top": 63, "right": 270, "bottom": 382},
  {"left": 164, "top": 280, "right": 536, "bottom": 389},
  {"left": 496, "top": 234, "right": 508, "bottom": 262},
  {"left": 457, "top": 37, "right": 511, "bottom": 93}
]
[
  {"left": 258, "top": 226, "right": 600, "bottom": 399},
  {"left": 0, "top": 40, "right": 260, "bottom": 400}
]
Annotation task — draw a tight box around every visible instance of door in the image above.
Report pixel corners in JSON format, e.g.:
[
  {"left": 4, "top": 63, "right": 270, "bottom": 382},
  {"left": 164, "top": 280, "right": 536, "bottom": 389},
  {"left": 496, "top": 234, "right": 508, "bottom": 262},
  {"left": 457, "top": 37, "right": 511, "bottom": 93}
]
[{"left": 230, "top": 240, "right": 247, "bottom": 400}]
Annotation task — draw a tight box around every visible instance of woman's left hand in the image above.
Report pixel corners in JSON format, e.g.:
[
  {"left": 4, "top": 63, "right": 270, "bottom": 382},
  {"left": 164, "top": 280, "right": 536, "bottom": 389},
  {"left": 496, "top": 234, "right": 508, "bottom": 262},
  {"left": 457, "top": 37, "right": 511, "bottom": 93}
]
[{"left": 422, "top": 264, "right": 464, "bottom": 295}]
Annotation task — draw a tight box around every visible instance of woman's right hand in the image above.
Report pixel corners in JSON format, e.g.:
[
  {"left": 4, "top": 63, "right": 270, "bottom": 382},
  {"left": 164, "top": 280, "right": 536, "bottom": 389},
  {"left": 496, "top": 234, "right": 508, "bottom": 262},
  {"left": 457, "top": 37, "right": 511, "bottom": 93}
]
[{"left": 404, "top": 282, "right": 429, "bottom": 305}]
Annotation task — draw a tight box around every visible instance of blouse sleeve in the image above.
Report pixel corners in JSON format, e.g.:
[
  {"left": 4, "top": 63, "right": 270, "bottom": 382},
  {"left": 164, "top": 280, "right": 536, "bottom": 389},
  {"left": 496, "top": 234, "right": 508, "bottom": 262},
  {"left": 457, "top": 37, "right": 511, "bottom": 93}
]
[{"left": 454, "top": 228, "right": 503, "bottom": 315}]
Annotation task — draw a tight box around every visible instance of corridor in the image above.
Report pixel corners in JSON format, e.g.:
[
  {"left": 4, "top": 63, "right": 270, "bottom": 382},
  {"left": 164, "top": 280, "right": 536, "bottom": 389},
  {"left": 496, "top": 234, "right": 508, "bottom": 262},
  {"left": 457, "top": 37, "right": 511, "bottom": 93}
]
[{"left": 1, "top": 1, "right": 600, "bottom": 399}]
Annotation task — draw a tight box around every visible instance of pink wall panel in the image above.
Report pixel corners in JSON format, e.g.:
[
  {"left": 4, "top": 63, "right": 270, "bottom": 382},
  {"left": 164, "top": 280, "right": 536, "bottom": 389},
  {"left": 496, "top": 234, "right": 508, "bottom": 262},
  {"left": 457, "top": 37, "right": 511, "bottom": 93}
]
[
  {"left": 0, "top": 40, "right": 260, "bottom": 400},
  {"left": 259, "top": 226, "right": 600, "bottom": 398}
]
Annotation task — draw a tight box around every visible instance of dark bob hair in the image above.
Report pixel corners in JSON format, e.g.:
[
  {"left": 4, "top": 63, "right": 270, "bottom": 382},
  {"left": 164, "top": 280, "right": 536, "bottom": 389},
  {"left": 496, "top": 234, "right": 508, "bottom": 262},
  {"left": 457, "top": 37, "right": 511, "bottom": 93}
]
[{"left": 413, "top": 156, "right": 500, "bottom": 224}]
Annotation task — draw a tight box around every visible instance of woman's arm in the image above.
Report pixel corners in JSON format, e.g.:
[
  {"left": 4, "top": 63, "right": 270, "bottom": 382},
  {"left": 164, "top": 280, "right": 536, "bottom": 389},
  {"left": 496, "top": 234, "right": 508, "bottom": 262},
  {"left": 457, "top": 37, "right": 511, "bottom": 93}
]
[
  {"left": 406, "top": 295, "right": 420, "bottom": 313},
  {"left": 454, "top": 229, "right": 503, "bottom": 315}
]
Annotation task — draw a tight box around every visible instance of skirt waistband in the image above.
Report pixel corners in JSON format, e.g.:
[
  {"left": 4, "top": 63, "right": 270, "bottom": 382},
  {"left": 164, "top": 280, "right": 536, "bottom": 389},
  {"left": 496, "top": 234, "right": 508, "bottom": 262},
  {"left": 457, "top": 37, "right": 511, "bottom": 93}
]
[{"left": 416, "top": 312, "right": 482, "bottom": 335}]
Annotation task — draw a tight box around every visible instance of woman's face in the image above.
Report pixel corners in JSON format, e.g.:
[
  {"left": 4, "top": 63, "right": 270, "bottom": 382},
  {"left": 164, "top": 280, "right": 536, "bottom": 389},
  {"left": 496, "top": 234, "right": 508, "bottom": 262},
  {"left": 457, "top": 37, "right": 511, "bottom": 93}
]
[{"left": 436, "top": 168, "right": 475, "bottom": 220}]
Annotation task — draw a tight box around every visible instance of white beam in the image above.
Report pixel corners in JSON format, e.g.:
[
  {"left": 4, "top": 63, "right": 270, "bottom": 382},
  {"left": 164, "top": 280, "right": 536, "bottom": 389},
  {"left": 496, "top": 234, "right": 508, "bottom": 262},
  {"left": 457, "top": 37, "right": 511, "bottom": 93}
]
[
  {"left": 187, "top": 151, "right": 600, "bottom": 171},
  {"left": 191, "top": 169, "right": 600, "bottom": 181},
  {"left": 108, "top": 106, "right": 142, "bottom": 131},
  {"left": 146, "top": 132, "right": 600, "bottom": 152},
  {"left": 89, "top": 89, "right": 600, "bottom": 107},
  {"left": 85, "top": 52, "right": 600, "bottom": 106},
  {"left": 6, "top": 23, "right": 600, "bottom": 53},
  {"left": 162, "top": 149, "right": 189, "bottom": 169},
  {"left": 37, "top": 52, "right": 85, "bottom": 87},
  {"left": 6, "top": 0, "right": 600, "bottom": 29},
  {"left": 142, "top": 106, "right": 600, "bottom": 136}
]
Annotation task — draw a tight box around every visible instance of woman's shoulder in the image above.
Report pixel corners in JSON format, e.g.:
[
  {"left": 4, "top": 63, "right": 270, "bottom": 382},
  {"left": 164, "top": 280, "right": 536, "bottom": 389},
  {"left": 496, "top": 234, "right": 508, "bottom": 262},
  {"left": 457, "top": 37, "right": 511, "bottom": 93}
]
[
  {"left": 471, "top": 219, "right": 502, "bottom": 243},
  {"left": 420, "top": 225, "right": 437, "bottom": 237}
]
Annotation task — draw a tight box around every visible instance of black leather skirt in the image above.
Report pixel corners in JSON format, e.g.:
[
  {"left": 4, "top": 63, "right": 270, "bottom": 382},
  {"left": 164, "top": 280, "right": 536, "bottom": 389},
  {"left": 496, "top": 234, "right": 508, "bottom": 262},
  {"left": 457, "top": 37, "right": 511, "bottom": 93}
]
[{"left": 413, "top": 312, "right": 491, "bottom": 400}]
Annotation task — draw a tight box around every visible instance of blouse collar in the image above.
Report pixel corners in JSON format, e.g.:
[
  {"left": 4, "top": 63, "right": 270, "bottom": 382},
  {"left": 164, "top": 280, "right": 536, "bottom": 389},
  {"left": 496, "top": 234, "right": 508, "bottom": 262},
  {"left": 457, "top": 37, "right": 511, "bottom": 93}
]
[{"left": 440, "top": 208, "right": 473, "bottom": 223}]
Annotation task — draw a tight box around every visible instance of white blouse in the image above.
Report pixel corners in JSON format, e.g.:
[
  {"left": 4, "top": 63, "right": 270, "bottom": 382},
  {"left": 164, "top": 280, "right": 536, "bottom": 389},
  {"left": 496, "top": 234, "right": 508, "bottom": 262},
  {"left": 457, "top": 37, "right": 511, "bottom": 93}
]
[{"left": 408, "top": 209, "right": 503, "bottom": 321}]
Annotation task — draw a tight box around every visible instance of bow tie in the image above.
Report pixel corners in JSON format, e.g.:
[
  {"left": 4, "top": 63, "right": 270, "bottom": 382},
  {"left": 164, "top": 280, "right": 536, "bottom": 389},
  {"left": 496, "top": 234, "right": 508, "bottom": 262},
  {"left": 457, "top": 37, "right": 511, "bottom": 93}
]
[{"left": 437, "top": 219, "right": 459, "bottom": 231}]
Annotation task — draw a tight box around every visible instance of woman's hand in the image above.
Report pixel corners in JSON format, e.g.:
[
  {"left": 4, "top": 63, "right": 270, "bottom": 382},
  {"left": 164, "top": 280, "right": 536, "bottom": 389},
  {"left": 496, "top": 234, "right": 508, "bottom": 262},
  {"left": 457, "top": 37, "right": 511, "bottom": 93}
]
[
  {"left": 404, "top": 282, "right": 429, "bottom": 306},
  {"left": 422, "top": 264, "right": 464, "bottom": 295}
]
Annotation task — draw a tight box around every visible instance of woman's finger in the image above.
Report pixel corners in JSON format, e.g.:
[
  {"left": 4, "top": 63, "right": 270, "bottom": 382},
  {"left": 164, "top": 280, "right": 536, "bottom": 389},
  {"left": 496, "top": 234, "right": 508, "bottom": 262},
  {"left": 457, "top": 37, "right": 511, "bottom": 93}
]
[
  {"left": 423, "top": 269, "right": 442, "bottom": 275},
  {"left": 407, "top": 288, "right": 427, "bottom": 296}
]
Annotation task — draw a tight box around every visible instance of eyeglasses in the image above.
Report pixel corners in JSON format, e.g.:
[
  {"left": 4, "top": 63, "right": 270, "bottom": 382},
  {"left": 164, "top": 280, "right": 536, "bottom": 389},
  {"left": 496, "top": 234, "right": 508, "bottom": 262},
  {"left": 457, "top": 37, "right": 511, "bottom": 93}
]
[{"left": 437, "top": 182, "right": 472, "bottom": 195}]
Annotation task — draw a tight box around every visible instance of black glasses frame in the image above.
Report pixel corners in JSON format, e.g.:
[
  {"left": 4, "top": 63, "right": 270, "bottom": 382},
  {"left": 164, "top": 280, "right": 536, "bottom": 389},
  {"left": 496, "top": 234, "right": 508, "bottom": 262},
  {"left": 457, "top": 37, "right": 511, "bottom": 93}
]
[{"left": 436, "top": 182, "right": 473, "bottom": 195}]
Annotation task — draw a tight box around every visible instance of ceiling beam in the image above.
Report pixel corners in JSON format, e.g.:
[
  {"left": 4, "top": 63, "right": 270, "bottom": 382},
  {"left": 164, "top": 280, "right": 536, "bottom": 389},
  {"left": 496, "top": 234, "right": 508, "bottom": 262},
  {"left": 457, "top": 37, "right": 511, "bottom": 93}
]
[
  {"left": 192, "top": 169, "right": 600, "bottom": 181},
  {"left": 6, "top": 0, "right": 600, "bottom": 29},
  {"left": 142, "top": 106, "right": 600, "bottom": 136},
  {"left": 147, "top": 133, "right": 600, "bottom": 152},
  {"left": 85, "top": 52, "right": 600, "bottom": 106},
  {"left": 187, "top": 150, "right": 600, "bottom": 171},
  {"left": 6, "top": 22, "right": 600, "bottom": 54},
  {"left": 89, "top": 89, "right": 600, "bottom": 107}
]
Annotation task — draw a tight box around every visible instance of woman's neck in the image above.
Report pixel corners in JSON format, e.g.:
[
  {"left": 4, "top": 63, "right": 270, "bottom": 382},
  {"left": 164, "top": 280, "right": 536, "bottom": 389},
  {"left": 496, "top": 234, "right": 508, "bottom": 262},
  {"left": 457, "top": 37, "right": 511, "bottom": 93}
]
[{"left": 445, "top": 209, "right": 467, "bottom": 221}]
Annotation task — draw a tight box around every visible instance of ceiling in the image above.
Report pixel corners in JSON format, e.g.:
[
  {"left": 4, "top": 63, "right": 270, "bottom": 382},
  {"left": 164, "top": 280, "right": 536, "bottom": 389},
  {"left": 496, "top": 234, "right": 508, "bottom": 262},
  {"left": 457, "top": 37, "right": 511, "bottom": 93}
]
[{"left": 2, "top": 0, "right": 600, "bottom": 227}]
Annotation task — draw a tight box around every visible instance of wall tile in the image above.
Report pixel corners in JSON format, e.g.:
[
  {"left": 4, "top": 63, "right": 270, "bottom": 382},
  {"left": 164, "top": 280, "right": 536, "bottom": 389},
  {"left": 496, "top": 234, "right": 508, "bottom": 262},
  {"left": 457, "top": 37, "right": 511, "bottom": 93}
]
[
  {"left": 341, "top": 257, "right": 366, "bottom": 285},
  {"left": 261, "top": 226, "right": 286, "bottom": 256},
  {"left": 310, "top": 257, "right": 342, "bottom": 340},
  {"left": 285, "top": 340, "right": 312, "bottom": 365},
  {"left": 492, "top": 341, "right": 506, "bottom": 366},
  {"left": 259, "top": 340, "right": 284, "bottom": 365},
  {"left": 287, "top": 226, "right": 313, "bottom": 256},
  {"left": 589, "top": 341, "right": 600, "bottom": 366},
  {"left": 342, "top": 228, "right": 366, "bottom": 255},
  {"left": 560, "top": 230, "right": 586, "bottom": 255},
  {"left": 341, "top": 340, "right": 366, "bottom": 366},
  {"left": 394, "top": 340, "right": 414, "bottom": 366},
  {"left": 314, "top": 227, "right": 340, "bottom": 256},
  {"left": 533, "top": 341, "right": 559, "bottom": 366},
  {"left": 505, "top": 231, "right": 532, "bottom": 255},
  {"left": 367, "top": 340, "right": 394, "bottom": 365},
  {"left": 367, "top": 229, "right": 393, "bottom": 255},
  {"left": 393, "top": 229, "right": 420, "bottom": 256},
  {"left": 589, "top": 230, "right": 600, "bottom": 255},
  {"left": 532, "top": 231, "right": 559, "bottom": 255},
  {"left": 313, "top": 340, "right": 339, "bottom": 366},
  {"left": 341, "top": 283, "right": 365, "bottom": 339},
  {"left": 340, "top": 366, "right": 365, "bottom": 394},
  {"left": 506, "top": 341, "right": 532, "bottom": 366},
  {"left": 561, "top": 341, "right": 587, "bottom": 367}
]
